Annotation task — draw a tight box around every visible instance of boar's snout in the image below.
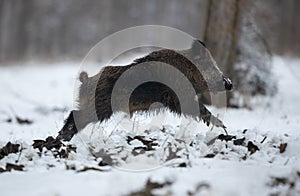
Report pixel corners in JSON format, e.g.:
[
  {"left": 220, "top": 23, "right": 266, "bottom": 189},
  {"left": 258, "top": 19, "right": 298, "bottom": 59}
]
[{"left": 223, "top": 76, "right": 233, "bottom": 90}]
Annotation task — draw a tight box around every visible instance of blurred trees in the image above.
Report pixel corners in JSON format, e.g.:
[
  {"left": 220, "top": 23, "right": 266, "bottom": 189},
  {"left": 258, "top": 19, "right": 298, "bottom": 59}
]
[
  {"left": 1, "top": 0, "right": 298, "bottom": 63},
  {"left": 0, "top": 0, "right": 299, "bottom": 104},
  {"left": 0, "top": 0, "right": 208, "bottom": 62}
]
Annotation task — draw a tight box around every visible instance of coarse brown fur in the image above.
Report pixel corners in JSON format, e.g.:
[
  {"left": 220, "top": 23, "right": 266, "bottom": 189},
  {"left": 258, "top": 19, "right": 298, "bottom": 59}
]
[{"left": 57, "top": 40, "right": 232, "bottom": 141}]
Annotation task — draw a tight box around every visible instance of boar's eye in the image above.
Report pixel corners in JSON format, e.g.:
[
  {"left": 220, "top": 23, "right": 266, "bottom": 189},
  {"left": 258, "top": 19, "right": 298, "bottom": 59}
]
[{"left": 68, "top": 124, "right": 74, "bottom": 130}]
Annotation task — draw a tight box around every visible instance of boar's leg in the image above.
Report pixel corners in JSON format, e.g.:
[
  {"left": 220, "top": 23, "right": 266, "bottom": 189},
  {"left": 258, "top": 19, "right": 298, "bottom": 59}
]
[
  {"left": 198, "top": 103, "right": 228, "bottom": 134},
  {"left": 56, "top": 111, "right": 79, "bottom": 141},
  {"left": 57, "top": 109, "right": 108, "bottom": 141}
]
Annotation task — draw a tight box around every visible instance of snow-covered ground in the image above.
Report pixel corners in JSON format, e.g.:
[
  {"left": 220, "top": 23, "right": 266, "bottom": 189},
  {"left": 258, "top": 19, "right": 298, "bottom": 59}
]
[{"left": 0, "top": 57, "right": 299, "bottom": 196}]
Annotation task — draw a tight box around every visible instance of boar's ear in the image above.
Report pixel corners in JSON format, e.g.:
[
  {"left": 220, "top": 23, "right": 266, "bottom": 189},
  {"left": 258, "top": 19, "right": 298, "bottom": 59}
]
[
  {"left": 191, "top": 39, "right": 206, "bottom": 49},
  {"left": 191, "top": 40, "right": 207, "bottom": 56},
  {"left": 196, "top": 40, "right": 206, "bottom": 48},
  {"left": 79, "top": 71, "right": 89, "bottom": 83}
]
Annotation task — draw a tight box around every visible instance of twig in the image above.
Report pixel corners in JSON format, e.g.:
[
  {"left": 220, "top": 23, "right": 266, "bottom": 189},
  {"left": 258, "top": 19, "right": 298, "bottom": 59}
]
[
  {"left": 15, "top": 146, "right": 23, "bottom": 164},
  {"left": 260, "top": 136, "right": 267, "bottom": 143}
]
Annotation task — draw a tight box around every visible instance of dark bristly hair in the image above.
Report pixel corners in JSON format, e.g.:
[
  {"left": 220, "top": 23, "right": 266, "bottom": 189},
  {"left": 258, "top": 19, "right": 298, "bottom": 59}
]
[{"left": 57, "top": 40, "right": 232, "bottom": 141}]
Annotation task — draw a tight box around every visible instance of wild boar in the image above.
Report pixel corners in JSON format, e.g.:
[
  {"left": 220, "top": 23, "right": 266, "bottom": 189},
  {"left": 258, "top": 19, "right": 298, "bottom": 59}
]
[{"left": 57, "top": 40, "right": 232, "bottom": 141}]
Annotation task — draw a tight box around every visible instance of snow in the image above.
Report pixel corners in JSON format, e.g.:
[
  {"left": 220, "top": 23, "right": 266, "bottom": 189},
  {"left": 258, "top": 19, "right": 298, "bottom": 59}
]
[{"left": 0, "top": 57, "right": 300, "bottom": 196}]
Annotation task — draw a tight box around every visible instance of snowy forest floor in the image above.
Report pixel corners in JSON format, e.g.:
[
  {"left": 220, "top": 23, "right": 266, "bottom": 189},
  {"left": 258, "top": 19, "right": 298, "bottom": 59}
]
[{"left": 0, "top": 56, "right": 300, "bottom": 196}]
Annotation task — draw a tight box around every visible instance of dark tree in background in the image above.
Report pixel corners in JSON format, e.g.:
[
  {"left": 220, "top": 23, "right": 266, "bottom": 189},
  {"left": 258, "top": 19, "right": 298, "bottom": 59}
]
[
  {"left": 204, "top": 0, "right": 240, "bottom": 79},
  {"left": 203, "top": 0, "right": 240, "bottom": 105},
  {"left": 204, "top": 0, "right": 277, "bottom": 106}
]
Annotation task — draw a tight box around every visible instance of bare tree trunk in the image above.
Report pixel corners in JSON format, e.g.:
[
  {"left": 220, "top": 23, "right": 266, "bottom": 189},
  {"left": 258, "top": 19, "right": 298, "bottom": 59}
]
[
  {"left": 203, "top": 0, "right": 241, "bottom": 105},
  {"left": 203, "top": 0, "right": 276, "bottom": 107},
  {"left": 204, "top": 0, "right": 240, "bottom": 73}
]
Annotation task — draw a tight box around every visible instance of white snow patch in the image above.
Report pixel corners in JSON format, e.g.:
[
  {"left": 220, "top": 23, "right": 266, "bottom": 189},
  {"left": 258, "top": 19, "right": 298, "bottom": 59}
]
[{"left": 0, "top": 57, "right": 300, "bottom": 196}]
